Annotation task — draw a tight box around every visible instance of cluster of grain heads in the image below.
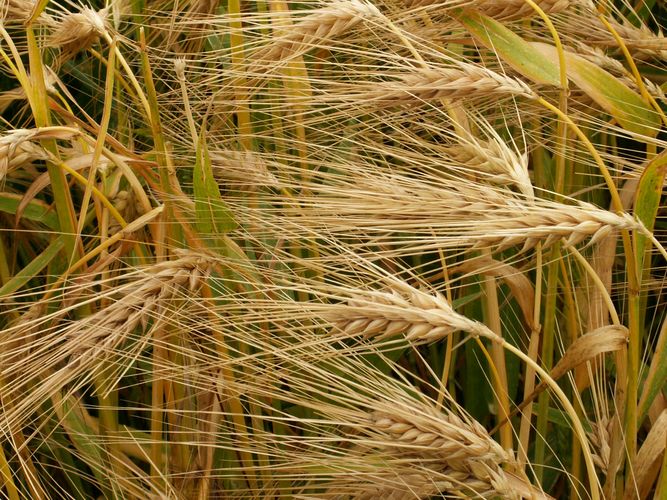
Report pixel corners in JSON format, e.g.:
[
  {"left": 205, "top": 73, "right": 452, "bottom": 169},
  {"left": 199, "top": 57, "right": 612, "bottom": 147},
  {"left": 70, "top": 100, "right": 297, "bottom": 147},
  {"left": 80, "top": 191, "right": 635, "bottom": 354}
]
[
  {"left": 361, "top": 408, "right": 550, "bottom": 499},
  {"left": 0, "top": 0, "right": 662, "bottom": 496}
]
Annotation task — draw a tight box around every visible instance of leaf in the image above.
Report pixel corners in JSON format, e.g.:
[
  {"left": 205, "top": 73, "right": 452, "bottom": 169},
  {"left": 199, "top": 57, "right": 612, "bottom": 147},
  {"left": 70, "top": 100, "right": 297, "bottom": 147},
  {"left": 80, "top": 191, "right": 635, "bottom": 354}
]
[
  {"left": 550, "top": 325, "right": 628, "bottom": 382},
  {"left": 0, "top": 193, "right": 59, "bottom": 229},
  {"left": 0, "top": 236, "right": 65, "bottom": 298},
  {"left": 193, "top": 131, "right": 238, "bottom": 236},
  {"left": 547, "top": 407, "right": 593, "bottom": 433},
  {"left": 52, "top": 393, "right": 113, "bottom": 497},
  {"left": 624, "top": 409, "right": 667, "bottom": 499},
  {"left": 456, "top": 10, "right": 560, "bottom": 86},
  {"left": 510, "top": 326, "right": 628, "bottom": 418},
  {"left": 639, "top": 317, "right": 667, "bottom": 423},
  {"left": 532, "top": 42, "right": 661, "bottom": 137},
  {"left": 633, "top": 149, "right": 667, "bottom": 277}
]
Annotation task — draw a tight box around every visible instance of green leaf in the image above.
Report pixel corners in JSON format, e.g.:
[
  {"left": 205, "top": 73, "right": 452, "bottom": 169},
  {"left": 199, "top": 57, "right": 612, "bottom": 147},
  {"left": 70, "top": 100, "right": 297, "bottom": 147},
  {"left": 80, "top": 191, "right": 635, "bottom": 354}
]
[
  {"left": 0, "top": 193, "right": 59, "bottom": 230},
  {"left": 638, "top": 318, "right": 667, "bottom": 423},
  {"left": 532, "top": 42, "right": 661, "bottom": 137},
  {"left": 55, "top": 395, "right": 112, "bottom": 497},
  {"left": 633, "top": 150, "right": 667, "bottom": 275},
  {"left": 548, "top": 407, "right": 593, "bottom": 433},
  {"left": 634, "top": 151, "right": 667, "bottom": 424},
  {"left": 456, "top": 10, "right": 560, "bottom": 86},
  {"left": 193, "top": 131, "right": 238, "bottom": 236},
  {"left": 0, "top": 236, "right": 65, "bottom": 298}
]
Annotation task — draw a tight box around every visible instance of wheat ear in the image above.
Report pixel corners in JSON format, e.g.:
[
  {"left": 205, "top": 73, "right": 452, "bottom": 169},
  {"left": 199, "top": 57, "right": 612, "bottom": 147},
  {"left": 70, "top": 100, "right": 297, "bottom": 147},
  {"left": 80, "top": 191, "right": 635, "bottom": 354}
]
[
  {"left": 326, "top": 277, "right": 601, "bottom": 498},
  {"left": 330, "top": 287, "right": 490, "bottom": 343},
  {"left": 370, "top": 66, "right": 536, "bottom": 104},
  {"left": 255, "top": 0, "right": 381, "bottom": 63},
  {"left": 405, "top": 0, "right": 569, "bottom": 20},
  {"left": 471, "top": 205, "right": 639, "bottom": 251},
  {"left": 48, "top": 6, "right": 109, "bottom": 61},
  {"left": 327, "top": 404, "right": 550, "bottom": 499},
  {"left": 445, "top": 134, "right": 533, "bottom": 198},
  {"left": 0, "top": 252, "right": 216, "bottom": 427}
]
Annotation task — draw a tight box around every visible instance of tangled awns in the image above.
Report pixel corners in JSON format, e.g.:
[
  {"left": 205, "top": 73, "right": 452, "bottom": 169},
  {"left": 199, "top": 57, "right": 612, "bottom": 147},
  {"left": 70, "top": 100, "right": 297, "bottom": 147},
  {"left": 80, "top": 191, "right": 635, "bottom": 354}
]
[{"left": 0, "top": 0, "right": 665, "bottom": 498}]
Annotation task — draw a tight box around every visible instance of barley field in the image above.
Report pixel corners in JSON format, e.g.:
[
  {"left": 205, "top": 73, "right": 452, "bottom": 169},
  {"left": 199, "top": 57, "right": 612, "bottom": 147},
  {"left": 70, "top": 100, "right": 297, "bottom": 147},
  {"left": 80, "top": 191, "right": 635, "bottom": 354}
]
[{"left": 0, "top": 0, "right": 665, "bottom": 498}]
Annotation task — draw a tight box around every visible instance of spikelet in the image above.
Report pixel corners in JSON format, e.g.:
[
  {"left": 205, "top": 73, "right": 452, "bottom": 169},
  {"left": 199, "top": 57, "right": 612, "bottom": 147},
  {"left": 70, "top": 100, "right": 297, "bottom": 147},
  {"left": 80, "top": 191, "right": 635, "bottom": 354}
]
[
  {"left": 211, "top": 150, "right": 280, "bottom": 191},
  {"left": 589, "top": 416, "right": 612, "bottom": 473},
  {"left": 108, "top": 189, "right": 146, "bottom": 235},
  {"left": 469, "top": 0, "right": 570, "bottom": 20}
]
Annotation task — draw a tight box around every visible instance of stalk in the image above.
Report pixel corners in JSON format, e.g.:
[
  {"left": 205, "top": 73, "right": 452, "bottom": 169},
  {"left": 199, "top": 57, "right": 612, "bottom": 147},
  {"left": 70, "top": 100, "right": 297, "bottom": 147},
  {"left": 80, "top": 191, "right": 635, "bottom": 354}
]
[
  {"left": 525, "top": 0, "right": 570, "bottom": 478},
  {"left": 0, "top": 442, "right": 19, "bottom": 500},
  {"left": 139, "top": 28, "right": 183, "bottom": 251},
  {"left": 268, "top": 0, "right": 312, "bottom": 172},
  {"left": 480, "top": 249, "right": 512, "bottom": 451},
  {"left": 228, "top": 0, "right": 253, "bottom": 151},
  {"left": 26, "top": 28, "right": 80, "bottom": 262},
  {"left": 518, "top": 243, "right": 542, "bottom": 468}
]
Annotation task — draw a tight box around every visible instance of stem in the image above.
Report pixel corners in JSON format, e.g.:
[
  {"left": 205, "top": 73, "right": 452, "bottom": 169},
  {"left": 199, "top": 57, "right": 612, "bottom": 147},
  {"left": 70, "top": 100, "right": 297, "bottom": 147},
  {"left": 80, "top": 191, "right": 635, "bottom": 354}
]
[
  {"left": 475, "top": 328, "right": 601, "bottom": 500},
  {"left": 534, "top": 242, "right": 560, "bottom": 481},
  {"left": 480, "top": 249, "right": 512, "bottom": 451},
  {"left": 518, "top": 243, "right": 542, "bottom": 469},
  {"left": 229, "top": 0, "right": 253, "bottom": 150}
]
